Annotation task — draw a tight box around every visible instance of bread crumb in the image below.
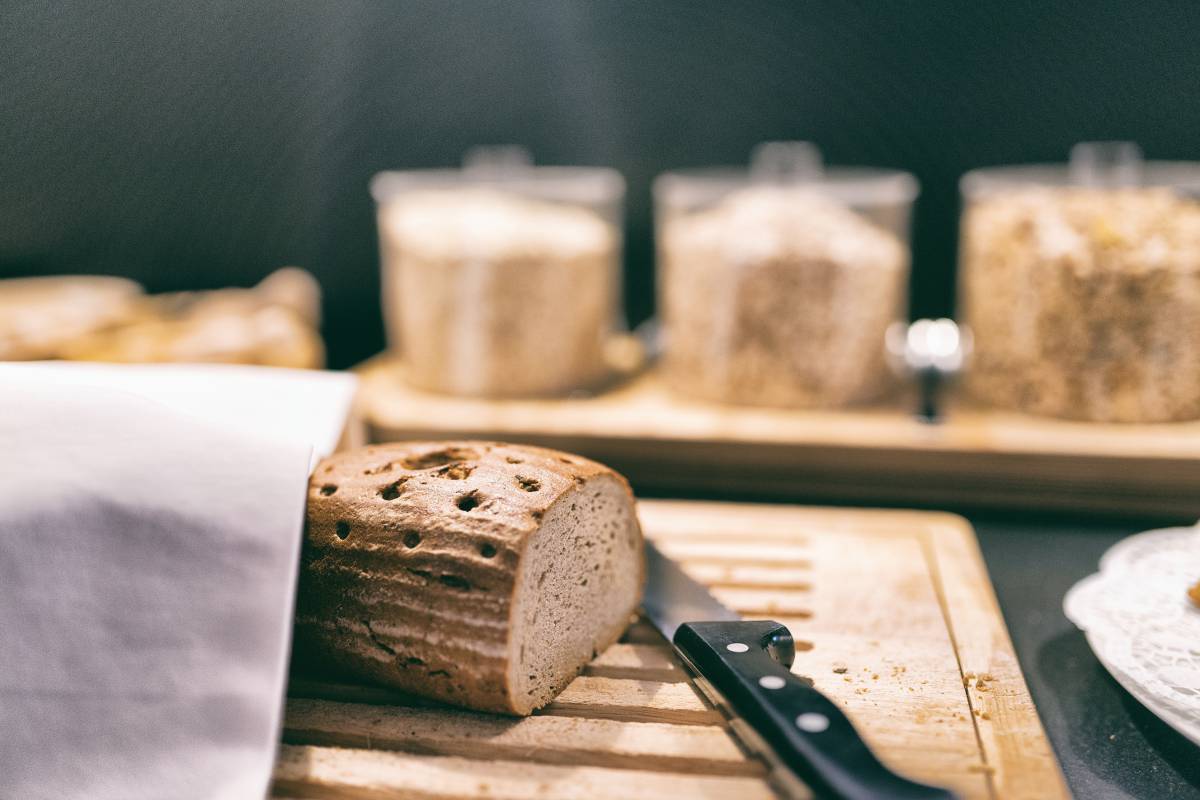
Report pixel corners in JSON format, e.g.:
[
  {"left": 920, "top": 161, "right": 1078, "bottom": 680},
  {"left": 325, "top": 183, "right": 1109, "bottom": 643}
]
[{"left": 832, "top": 662, "right": 848, "bottom": 674}]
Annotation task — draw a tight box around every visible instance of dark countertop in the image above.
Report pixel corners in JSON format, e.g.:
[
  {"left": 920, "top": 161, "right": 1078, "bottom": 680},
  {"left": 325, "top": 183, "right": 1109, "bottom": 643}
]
[{"left": 971, "top": 514, "right": 1200, "bottom": 800}]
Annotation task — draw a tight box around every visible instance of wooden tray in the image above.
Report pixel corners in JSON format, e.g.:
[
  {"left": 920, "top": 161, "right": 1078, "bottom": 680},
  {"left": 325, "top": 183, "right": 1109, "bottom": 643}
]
[
  {"left": 356, "top": 358, "right": 1200, "bottom": 518},
  {"left": 273, "top": 500, "right": 1067, "bottom": 799}
]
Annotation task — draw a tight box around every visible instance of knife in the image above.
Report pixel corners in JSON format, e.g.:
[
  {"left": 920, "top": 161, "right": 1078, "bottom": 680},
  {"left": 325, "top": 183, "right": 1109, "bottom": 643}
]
[{"left": 643, "top": 540, "right": 959, "bottom": 800}]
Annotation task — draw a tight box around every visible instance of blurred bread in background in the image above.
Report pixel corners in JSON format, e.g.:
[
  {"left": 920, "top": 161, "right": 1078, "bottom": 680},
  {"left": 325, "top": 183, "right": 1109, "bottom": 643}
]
[
  {"left": 0, "top": 267, "right": 324, "bottom": 369},
  {"left": 0, "top": 275, "right": 144, "bottom": 361}
]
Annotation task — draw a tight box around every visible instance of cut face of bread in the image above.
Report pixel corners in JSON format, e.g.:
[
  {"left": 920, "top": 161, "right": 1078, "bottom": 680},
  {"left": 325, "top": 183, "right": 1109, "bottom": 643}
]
[
  {"left": 508, "top": 473, "right": 640, "bottom": 713},
  {"left": 296, "top": 441, "right": 644, "bottom": 716}
]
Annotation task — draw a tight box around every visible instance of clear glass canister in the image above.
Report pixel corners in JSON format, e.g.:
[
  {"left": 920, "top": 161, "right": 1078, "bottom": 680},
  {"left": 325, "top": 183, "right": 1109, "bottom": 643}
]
[
  {"left": 654, "top": 142, "right": 918, "bottom": 408},
  {"left": 371, "top": 147, "right": 625, "bottom": 397},
  {"left": 960, "top": 142, "right": 1200, "bottom": 422}
]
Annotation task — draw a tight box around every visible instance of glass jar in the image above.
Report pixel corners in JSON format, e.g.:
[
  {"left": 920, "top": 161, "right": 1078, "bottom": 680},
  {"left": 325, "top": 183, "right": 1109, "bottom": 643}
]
[
  {"left": 371, "top": 147, "right": 625, "bottom": 397},
  {"left": 654, "top": 142, "right": 918, "bottom": 408},
  {"left": 960, "top": 142, "right": 1200, "bottom": 422}
]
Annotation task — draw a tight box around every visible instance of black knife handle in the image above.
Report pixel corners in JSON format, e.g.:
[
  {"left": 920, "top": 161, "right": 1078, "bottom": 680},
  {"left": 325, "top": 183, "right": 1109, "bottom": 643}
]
[{"left": 674, "top": 620, "right": 959, "bottom": 800}]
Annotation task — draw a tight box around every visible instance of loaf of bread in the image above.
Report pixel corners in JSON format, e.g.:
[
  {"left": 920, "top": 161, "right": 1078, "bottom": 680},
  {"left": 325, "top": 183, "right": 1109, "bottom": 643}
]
[
  {"left": 61, "top": 268, "right": 324, "bottom": 369},
  {"left": 62, "top": 304, "right": 323, "bottom": 368},
  {"left": 1, "top": 268, "right": 323, "bottom": 368},
  {"left": 0, "top": 275, "right": 143, "bottom": 360},
  {"left": 296, "top": 441, "right": 644, "bottom": 715}
]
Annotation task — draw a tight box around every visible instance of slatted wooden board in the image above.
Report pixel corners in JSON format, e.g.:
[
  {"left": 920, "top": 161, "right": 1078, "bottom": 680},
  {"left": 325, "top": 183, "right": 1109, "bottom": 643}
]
[
  {"left": 273, "top": 500, "right": 1067, "bottom": 800},
  {"left": 357, "top": 356, "right": 1200, "bottom": 518}
]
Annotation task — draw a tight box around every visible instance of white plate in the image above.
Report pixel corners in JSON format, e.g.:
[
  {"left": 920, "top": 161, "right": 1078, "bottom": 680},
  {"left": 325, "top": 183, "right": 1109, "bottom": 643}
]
[{"left": 1064, "top": 526, "right": 1200, "bottom": 745}]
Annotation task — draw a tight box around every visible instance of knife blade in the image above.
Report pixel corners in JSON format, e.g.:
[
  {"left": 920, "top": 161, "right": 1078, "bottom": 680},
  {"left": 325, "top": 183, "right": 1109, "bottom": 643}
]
[{"left": 643, "top": 540, "right": 959, "bottom": 800}]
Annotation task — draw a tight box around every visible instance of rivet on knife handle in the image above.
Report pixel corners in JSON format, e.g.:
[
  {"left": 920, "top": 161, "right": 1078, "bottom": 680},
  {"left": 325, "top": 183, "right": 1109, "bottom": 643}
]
[{"left": 673, "top": 620, "right": 959, "bottom": 800}]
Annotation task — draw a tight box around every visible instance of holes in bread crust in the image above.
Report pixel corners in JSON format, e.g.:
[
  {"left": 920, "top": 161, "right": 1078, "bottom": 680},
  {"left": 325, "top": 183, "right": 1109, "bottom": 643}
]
[
  {"left": 505, "top": 456, "right": 523, "bottom": 464},
  {"left": 439, "top": 574, "right": 471, "bottom": 591},
  {"left": 402, "top": 448, "right": 480, "bottom": 470},
  {"left": 515, "top": 475, "right": 540, "bottom": 492},
  {"left": 363, "top": 619, "right": 395, "bottom": 656},
  {"left": 436, "top": 462, "right": 475, "bottom": 480},
  {"left": 379, "top": 478, "right": 407, "bottom": 500},
  {"left": 455, "top": 491, "right": 483, "bottom": 512},
  {"left": 319, "top": 484, "right": 338, "bottom": 496},
  {"left": 335, "top": 521, "right": 351, "bottom": 540},
  {"left": 479, "top": 543, "right": 497, "bottom": 559},
  {"left": 403, "top": 531, "right": 421, "bottom": 548},
  {"left": 406, "top": 567, "right": 432, "bottom": 583}
]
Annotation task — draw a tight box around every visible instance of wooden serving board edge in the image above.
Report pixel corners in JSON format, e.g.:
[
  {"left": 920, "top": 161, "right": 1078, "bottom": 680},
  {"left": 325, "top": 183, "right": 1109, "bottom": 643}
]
[
  {"left": 920, "top": 512, "right": 1070, "bottom": 800},
  {"left": 358, "top": 358, "right": 1200, "bottom": 518},
  {"left": 365, "top": 426, "right": 1199, "bottom": 518}
]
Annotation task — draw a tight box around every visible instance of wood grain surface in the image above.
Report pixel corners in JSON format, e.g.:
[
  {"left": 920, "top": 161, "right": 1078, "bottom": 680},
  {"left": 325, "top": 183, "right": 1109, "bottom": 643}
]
[
  {"left": 358, "top": 356, "right": 1200, "bottom": 517},
  {"left": 274, "top": 499, "right": 1067, "bottom": 799}
]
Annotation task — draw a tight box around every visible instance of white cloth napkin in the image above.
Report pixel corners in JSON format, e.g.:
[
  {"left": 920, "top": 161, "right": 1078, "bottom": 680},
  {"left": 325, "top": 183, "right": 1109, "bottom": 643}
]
[{"left": 0, "top": 363, "right": 358, "bottom": 799}]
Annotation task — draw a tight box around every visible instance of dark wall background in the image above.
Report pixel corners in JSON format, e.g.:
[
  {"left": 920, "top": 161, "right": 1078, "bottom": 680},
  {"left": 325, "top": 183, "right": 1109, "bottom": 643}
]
[{"left": 4, "top": 1, "right": 1200, "bottom": 368}]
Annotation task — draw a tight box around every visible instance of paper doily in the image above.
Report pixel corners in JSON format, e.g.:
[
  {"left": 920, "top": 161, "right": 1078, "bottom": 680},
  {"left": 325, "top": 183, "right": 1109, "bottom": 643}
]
[{"left": 1064, "top": 525, "right": 1200, "bottom": 745}]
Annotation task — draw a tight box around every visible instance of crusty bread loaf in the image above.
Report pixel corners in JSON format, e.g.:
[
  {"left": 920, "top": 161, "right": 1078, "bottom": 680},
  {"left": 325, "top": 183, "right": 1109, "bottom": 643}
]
[
  {"left": 0, "top": 275, "right": 143, "bottom": 360},
  {"left": 60, "top": 268, "right": 324, "bottom": 369},
  {"left": 296, "top": 441, "right": 644, "bottom": 715}
]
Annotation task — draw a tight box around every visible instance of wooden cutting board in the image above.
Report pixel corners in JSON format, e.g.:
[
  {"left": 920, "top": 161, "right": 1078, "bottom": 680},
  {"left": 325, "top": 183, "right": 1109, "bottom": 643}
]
[
  {"left": 273, "top": 500, "right": 1067, "bottom": 800},
  {"left": 356, "top": 357, "right": 1200, "bottom": 518}
]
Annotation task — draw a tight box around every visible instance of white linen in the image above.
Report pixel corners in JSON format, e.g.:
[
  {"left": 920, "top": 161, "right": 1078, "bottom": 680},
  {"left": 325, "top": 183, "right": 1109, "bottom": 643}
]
[{"left": 0, "top": 363, "right": 358, "bottom": 799}]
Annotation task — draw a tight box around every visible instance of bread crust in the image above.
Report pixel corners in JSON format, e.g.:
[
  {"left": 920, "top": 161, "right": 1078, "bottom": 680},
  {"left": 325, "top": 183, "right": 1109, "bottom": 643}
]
[{"left": 296, "top": 441, "right": 643, "bottom": 715}]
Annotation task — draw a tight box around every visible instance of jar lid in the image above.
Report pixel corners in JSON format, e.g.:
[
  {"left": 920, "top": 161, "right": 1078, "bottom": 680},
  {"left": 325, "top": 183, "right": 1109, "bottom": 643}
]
[
  {"left": 370, "top": 146, "right": 624, "bottom": 207},
  {"left": 962, "top": 141, "right": 1200, "bottom": 198},
  {"left": 654, "top": 141, "right": 919, "bottom": 211}
]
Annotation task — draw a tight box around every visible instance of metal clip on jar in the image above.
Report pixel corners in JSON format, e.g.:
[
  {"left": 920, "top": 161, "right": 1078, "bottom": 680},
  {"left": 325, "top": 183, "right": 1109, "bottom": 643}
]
[
  {"left": 654, "top": 142, "right": 919, "bottom": 408},
  {"left": 371, "top": 147, "right": 625, "bottom": 398},
  {"left": 960, "top": 142, "right": 1200, "bottom": 422}
]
